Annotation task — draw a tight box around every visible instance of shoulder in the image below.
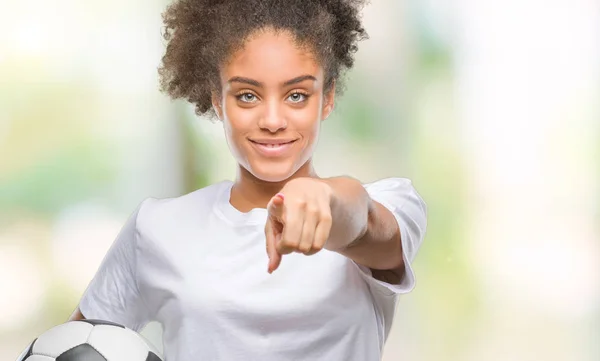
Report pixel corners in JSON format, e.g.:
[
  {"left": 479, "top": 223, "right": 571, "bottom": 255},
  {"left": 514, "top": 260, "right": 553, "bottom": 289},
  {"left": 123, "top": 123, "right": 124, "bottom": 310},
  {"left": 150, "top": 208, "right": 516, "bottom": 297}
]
[
  {"left": 363, "top": 177, "right": 420, "bottom": 198},
  {"left": 363, "top": 177, "right": 414, "bottom": 189},
  {"left": 362, "top": 177, "right": 427, "bottom": 219},
  {"left": 135, "top": 180, "right": 232, "bottom": 233}
]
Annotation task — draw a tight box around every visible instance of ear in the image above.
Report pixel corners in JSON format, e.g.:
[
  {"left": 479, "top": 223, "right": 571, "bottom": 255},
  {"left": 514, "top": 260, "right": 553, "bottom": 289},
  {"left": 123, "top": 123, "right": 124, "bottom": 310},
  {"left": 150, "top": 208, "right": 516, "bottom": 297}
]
[
  {"left": 212, "top": 91, "right": 224, "bottom": 121},
  {"left": 321, "top": 80, "right": 336, "bottom": 121}
]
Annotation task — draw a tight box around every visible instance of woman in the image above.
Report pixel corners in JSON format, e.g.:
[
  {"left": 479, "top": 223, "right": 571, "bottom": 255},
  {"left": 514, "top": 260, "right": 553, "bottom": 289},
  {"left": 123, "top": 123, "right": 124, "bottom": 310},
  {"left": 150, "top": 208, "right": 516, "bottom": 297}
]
[{"left": 70, "top": 1, "right": 427, "bottom": 360}]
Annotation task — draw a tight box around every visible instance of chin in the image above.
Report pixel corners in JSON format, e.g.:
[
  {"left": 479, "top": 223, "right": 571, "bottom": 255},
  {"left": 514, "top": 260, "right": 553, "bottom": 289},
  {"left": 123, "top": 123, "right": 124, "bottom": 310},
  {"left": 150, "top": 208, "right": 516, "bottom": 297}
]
[{"left": 246, "top": 161, "right": 299, "bottom": 183}]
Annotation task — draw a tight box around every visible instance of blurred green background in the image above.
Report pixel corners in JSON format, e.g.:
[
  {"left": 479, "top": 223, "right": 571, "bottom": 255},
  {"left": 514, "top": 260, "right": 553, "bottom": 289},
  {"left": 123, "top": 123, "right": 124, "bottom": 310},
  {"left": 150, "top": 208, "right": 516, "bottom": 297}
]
[{"left": 1, "top": 1, "right": 599, "bottom": 360}]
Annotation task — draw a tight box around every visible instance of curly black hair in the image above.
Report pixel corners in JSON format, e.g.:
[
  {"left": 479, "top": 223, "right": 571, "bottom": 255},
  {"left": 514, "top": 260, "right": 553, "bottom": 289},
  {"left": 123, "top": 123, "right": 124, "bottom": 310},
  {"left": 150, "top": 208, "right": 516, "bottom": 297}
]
[{"left": 158, "top": 0, "right": 369, "bottom": 118}]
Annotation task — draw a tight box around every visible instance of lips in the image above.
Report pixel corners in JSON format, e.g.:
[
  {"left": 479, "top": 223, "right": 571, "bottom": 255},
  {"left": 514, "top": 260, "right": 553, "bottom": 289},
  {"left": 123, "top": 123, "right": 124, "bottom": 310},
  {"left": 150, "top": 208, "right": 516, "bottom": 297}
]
[
  {"left": 249, "top": 139, "right": 297, "bottom": 146},
  {"left": 248, "top": 138, "right": 297, "bottom": 157}
]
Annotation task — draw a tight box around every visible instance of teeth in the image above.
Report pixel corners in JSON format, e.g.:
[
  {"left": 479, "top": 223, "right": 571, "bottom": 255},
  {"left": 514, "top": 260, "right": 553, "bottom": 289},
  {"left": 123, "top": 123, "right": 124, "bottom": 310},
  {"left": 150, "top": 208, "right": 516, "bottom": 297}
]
[
  {"left": 252, "top": 140, "right": 294, "bottom": 148},
  {"left": 261, "top": 143, "right": 284, "bottom": 147}
]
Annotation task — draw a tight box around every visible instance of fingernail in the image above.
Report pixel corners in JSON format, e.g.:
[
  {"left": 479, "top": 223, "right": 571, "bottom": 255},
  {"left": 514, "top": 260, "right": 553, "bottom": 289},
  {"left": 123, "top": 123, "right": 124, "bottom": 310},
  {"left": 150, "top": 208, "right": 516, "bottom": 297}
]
[{"left": 275, "top": 193, "right": 284, "bottom": 200}]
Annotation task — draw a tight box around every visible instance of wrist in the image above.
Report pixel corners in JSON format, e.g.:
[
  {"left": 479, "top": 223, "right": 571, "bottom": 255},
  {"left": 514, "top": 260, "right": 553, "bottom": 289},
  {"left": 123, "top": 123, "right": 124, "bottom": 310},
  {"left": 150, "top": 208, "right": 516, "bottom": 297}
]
[
  {"left": 320, "top": 176, "right": 370, "bottom": 250},
  {"left": 345, "top": 198, "right": 374, "bottom": 248},
  {"left": 320, "top": 177, "right": 341, "bottom": 214}
]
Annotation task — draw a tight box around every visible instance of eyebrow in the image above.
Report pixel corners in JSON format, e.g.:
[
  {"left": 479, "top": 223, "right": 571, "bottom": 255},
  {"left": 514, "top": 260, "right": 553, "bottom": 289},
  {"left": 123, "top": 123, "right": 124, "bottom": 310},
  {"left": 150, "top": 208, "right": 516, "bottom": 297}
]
[
  {"left": 227, "top": 74, "right": 317, "bottom": 88},
  {"left": 228, "top": 76, "right": 262, "bottom": 87},
  {"left": 283, "top": 75, "right": 317, "bottom": 86}
]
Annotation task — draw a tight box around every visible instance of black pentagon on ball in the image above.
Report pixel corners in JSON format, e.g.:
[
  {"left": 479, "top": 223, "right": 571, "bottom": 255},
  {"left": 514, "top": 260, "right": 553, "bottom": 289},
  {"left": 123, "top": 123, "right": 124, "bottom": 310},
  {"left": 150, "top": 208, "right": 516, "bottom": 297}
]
[
  {"left": 80, "top": 319, "right": 125, "bottom": 328},
  {"left": 56, "top": 344, "right": 107, "bottom": 361},
  {"left": 146, "top": 352, "right": 162, "bottom": 361}
]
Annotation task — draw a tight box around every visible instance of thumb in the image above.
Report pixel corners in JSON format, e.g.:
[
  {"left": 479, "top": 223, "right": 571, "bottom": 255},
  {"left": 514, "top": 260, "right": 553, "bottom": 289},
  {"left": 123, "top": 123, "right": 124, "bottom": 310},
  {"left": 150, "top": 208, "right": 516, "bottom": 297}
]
[
  {"left": 265, "top": 223, "right": 282, "bottom": 273},
  {"left": 267, "top": 193, "right": 285, "bottom": 219}
]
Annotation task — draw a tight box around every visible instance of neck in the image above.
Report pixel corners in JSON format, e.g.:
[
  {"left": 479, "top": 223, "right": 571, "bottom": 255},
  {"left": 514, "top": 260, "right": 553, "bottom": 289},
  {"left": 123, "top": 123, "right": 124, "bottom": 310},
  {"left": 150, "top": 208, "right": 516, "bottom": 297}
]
[{"left": 230, "top": 161, "right": 318, "bottom": 212}]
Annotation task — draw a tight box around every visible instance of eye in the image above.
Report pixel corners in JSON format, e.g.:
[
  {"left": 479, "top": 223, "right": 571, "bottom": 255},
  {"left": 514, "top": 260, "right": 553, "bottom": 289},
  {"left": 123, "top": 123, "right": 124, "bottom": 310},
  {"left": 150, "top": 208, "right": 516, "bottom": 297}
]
[
  {"left": 287, "top": 92, "right": 308, "bottom": 103},
  {"left": 237, "top": 92, "right": 258, "bottom": 103}
]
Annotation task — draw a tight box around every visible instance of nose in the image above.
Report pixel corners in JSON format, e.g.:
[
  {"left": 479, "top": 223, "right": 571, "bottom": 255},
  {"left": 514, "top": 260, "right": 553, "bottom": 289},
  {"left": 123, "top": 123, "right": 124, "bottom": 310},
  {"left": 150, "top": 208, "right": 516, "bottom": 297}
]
[{"left": 258, "top": 99, "right": 287, "bottom": 133}]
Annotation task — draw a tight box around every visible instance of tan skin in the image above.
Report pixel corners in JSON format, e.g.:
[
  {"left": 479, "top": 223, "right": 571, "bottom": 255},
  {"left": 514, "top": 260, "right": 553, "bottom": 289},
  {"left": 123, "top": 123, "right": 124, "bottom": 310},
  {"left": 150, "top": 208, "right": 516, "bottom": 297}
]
[{"left": 69, "top": 28, "right": 404, "bottom": 322}]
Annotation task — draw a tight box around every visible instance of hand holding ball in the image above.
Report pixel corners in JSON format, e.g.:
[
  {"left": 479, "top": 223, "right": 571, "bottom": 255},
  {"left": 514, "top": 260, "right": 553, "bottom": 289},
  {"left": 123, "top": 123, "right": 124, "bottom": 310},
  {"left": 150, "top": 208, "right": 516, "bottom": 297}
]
[{"left": 16, "top": 319, "right": 163, "bottom": 361}]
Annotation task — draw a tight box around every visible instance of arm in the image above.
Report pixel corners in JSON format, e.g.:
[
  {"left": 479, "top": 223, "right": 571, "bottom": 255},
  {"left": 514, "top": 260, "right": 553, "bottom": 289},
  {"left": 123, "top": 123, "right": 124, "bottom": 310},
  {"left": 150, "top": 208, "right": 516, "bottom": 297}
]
[
  {"left": 68, "top": 200, "right": 153, "bottom": 330},
  {"left": 324, "top": 177, "right": 404, "bottom": 277},
  {"left": 265, "top": 176, "right": 425, "bottom": 282},
  {"left": 68, "top": 307, "right": 86, "bottom": 321}
]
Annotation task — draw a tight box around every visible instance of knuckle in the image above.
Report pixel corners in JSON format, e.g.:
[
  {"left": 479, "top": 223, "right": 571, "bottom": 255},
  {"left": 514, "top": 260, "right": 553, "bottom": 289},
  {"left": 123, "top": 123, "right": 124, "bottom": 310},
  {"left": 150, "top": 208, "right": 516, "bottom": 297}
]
[
  {"left": 321, "top": 213, "right": 333, "bottom": 224},
  {"left": 305, "top": 244, "right": 322, "bottom": 255},
  {"left": 295, "top": 198, "right": 308, "bottom": 209},
  {"left": 306, "top": 205, "right": 320, "bottom": 216},
  {"left": 314, "top": 233, "right": 328, "bottom": 248},
  {"left": 281, "top": 238, "right": 297, "bottom": 248},
  {"left": 298, "top": 243, "right": 312, "bottom": 253},
  {"left": 312, "top": 242, "right": 324, "bottom": 251}
]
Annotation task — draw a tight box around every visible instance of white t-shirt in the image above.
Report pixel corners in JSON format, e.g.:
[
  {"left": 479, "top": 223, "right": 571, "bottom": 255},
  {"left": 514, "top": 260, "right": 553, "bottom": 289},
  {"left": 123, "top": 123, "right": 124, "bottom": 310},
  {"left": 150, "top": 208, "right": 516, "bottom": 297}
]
[{"left": 79, "top": 178, "right": 427, "bottom": 361}]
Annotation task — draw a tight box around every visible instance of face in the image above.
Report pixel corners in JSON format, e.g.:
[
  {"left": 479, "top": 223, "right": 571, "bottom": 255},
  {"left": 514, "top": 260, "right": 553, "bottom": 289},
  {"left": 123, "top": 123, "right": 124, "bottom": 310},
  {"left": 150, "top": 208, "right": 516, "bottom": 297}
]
[{"left": 213, "top": 29, "right": 335, "bottom": 183}]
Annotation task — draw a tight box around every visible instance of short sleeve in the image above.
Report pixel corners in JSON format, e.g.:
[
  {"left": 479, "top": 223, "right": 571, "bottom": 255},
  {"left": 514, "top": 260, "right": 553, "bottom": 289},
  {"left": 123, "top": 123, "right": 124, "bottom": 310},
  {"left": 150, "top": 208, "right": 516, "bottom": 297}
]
[
  {"left": 78, "top": 200, "right": 152, "bottom": 332},
  {"left": 360, "top": 177, "right": 427, "bottom": 295}
]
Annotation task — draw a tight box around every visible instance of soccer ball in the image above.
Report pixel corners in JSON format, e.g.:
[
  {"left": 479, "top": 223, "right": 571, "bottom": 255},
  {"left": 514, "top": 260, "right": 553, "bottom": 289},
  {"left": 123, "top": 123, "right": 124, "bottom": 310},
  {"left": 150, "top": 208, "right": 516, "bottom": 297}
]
[{"left": 16, "top": 319, "right": 163, "bottom": 361}]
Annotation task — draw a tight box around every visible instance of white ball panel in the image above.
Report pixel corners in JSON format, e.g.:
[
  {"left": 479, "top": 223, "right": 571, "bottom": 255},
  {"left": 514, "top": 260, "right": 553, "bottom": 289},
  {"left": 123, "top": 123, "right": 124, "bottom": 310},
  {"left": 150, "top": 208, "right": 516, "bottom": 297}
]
[
  {"left": 140, "top": 322, "right": 163, "bottom": 355},
  {"left": 87, "top": 325, "right": 149, "bottom": 361},
  {"left": 33, "top": 321, "right": 93, "bottom": 357},
  {"left": 139, "top": 332, "right": 162, "bottom": 358},
  {"left": 24, "top": 355, "right": 55, "bottom": 360}
]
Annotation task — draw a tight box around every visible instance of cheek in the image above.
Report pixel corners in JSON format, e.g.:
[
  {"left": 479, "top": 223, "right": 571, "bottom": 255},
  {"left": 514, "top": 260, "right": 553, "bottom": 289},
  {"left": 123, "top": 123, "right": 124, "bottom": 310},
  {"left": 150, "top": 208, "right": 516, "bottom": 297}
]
[
  {"left": 223, "top": 101, "right": 254, "bottom": 137},
  {"left": 291, "top": 99, "right": 323, "bottom": 137}
]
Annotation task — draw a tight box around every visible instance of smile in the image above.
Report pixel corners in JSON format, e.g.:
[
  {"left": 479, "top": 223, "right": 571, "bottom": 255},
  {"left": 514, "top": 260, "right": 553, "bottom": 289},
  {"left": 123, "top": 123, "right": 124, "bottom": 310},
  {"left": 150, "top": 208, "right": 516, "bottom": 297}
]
[{"left": 249, "top": 139, "right": 297, "bottom": 157}]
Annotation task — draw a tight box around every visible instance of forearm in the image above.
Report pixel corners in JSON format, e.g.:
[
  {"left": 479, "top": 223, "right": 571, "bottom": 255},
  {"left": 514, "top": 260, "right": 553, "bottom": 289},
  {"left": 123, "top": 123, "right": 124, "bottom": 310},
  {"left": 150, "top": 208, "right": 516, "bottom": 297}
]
[
  {"left": 324, "top": 177, "right": 404, "bottom": 271},
  {"left": 337, "top": 200, "right": 404, "bottom": 271}
]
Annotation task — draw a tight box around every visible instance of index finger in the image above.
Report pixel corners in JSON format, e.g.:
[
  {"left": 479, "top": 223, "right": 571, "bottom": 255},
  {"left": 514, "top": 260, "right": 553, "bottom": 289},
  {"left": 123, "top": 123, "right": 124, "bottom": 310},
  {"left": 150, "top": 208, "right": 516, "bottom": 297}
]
[{"left": 265, "top": 222, "right": 282, "bottom": 273}]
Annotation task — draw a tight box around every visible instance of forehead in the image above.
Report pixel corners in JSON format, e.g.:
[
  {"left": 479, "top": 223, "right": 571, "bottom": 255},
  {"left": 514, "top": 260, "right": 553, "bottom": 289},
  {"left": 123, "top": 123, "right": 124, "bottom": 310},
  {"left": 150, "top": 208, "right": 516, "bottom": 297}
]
[{"left": 222, "top": 29, "right": 323, "bottom": 83}]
